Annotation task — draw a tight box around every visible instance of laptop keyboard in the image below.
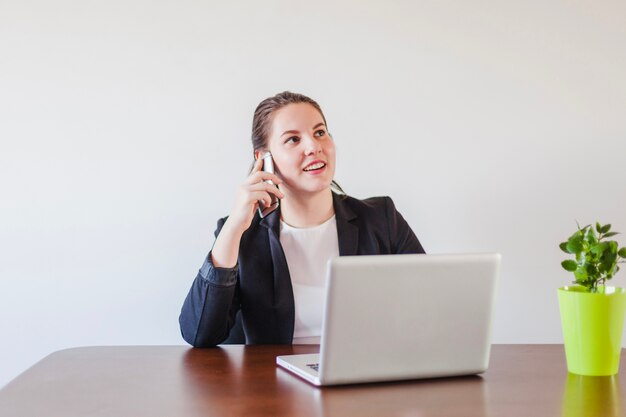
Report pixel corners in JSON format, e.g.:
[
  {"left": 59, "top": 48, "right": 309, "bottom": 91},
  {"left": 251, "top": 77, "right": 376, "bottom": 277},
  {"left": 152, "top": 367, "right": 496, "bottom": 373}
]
[{"left": 306, "top": 363, "right": 319, "bottom": 372}]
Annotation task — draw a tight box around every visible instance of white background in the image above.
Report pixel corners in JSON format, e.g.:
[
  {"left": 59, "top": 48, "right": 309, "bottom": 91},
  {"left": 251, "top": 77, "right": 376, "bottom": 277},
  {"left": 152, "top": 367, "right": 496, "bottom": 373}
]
[{"left": 1, "top": 0, "right": 626, "bottom": 388}]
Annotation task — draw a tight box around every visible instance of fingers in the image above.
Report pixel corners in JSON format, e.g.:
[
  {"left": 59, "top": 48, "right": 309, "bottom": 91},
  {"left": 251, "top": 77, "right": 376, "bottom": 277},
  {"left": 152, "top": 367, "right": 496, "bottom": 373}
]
[
  {"left": 246, "top": 170, "right": 282, "bottom": 186},
  {"left": 229, "top": 160, "right": 283, "bottom": 231},
  {"left": 249, "top": 189, "right": 281, "bottom": 209},
  {"left": 248, "top": 182, "right": 284, "bottom": 199},
  {"left": 236, "top": 181, "right": 283, "bottom": 211},
  {"left": 248, "top": 191, "right": 272, "bottom": 208},
  {"left": 231, "top": 160, "right": 284, "bottom": 224},
  {"left": 251, "top": 157, "right": 263, "bottom": 174}
]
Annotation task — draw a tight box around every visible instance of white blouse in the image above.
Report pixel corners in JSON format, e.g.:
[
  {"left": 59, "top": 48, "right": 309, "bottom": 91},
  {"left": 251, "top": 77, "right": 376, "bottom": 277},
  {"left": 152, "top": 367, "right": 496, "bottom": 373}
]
[{"left": 280, "top": 215, "right": 339, "bottom": 344}]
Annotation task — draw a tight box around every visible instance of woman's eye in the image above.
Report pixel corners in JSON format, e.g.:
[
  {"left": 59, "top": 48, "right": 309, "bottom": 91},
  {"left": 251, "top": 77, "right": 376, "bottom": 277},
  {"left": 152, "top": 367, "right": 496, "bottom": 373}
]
[
  {"left": 285, "top": 136, "right": 300, "bottom": 144},
  {"left": 314, "top": 129, "right": 326, "bottom": 137}
]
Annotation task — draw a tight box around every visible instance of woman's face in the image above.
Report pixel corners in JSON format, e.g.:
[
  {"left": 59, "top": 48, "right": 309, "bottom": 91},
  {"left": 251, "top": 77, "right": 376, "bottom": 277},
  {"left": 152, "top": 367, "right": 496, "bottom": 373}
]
[{"left": 264, "top": 103, "right": 336, "bottom": 196}]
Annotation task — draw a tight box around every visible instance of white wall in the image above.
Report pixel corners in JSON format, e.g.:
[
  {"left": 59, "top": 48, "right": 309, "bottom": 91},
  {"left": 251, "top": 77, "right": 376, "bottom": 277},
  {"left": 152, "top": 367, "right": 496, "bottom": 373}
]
[{"left": 1, "top": 0, "right": 626, "bottom": 388}]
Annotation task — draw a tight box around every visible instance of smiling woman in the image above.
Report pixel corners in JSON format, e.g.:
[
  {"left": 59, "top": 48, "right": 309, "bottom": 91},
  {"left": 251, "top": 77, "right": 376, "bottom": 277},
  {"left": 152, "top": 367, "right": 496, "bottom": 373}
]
[{"left": 179, "top": 91, "right": 425, "bottom": 347}]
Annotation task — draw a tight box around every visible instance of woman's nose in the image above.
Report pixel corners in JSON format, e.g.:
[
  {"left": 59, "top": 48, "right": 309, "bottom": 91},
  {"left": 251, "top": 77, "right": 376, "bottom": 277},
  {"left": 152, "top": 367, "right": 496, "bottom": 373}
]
[{"left": 303, "top": 135, "right": 322, "bottom": 155}]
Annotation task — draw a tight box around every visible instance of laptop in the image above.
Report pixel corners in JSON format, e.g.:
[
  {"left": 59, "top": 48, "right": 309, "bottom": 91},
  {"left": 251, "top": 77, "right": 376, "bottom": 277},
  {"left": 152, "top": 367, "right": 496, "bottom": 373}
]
[{"left": 276, "top": 253, "right": 501, "bottom": 386}]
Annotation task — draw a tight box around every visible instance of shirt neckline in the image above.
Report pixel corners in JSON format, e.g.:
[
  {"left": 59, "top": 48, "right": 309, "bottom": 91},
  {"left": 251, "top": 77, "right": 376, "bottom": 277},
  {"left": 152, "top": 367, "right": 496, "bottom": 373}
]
[{"left": 280, "top": 214, "right": 336, "bottom": 231}]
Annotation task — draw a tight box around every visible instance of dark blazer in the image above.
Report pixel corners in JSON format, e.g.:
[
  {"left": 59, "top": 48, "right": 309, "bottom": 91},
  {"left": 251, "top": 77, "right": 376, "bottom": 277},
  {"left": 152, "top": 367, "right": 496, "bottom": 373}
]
[{"left": 179, "top": 193, "right": 425, "bottom": 347}]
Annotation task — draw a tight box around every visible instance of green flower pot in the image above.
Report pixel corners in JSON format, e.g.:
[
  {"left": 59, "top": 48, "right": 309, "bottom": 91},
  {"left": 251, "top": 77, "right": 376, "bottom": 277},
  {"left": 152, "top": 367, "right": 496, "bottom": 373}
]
[{"left": 558, "top": 286, "right": 626, "bottom": 376}]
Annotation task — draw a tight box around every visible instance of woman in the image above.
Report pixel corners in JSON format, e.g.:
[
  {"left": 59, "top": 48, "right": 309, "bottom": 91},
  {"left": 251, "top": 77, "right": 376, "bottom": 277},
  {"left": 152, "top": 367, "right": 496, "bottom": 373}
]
[{"left": 179, "top": 91, "right": 425, "bottom": 347}]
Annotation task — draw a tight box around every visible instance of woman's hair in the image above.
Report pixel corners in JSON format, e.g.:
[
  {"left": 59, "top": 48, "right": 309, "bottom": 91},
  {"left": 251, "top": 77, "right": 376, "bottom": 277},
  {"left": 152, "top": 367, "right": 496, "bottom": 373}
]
[{"left": 250, "top": 91, "right": 344, "bottom": 194}]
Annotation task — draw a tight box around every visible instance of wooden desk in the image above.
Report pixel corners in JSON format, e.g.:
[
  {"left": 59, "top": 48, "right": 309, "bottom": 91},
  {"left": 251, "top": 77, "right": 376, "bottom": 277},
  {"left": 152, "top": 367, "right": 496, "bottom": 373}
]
[{"left": 0, "top": 345, "right": 624, "bottom": 417}]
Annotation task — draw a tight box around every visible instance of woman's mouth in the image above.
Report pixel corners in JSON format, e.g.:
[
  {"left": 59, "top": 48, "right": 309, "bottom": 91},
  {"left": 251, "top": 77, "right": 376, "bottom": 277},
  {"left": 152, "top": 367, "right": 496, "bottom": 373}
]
[{"left": 303, "top": 161, "right": 326, "bottom": 172}]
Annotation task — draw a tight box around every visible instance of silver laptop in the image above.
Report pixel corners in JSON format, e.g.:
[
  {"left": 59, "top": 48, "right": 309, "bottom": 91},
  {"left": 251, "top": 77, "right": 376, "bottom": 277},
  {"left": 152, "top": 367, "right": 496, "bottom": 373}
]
[{"left": 276, "top": 253, "right": 501, "bottom": 386}]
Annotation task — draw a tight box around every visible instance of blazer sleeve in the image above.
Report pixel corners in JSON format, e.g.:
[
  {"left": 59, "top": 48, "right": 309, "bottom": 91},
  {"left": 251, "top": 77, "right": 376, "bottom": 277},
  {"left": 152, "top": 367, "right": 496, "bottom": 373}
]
[
  {"left": 179, "top": 217, "right": 241, "bottom": 347},
  {"left": 385, "top": 197, "right": 426, "bottom": 254}
]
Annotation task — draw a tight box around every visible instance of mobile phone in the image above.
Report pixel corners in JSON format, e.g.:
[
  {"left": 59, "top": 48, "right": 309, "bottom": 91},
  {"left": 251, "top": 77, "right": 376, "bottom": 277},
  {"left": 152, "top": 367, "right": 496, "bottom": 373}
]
[{"left": 257, "top": 152, "right": 280, "bottom": 218}]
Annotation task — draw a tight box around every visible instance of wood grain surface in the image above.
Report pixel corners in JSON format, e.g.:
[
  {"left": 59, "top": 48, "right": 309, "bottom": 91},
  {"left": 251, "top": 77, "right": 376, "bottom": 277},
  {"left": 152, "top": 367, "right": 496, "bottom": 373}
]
[{"left": 0, "top": 345, "right": 624, "bottom": 417}]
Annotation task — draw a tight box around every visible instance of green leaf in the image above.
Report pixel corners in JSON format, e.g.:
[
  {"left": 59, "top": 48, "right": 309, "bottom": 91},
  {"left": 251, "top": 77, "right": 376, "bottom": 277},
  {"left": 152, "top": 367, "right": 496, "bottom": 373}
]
[
  {"left": 586, "top": 263, "right": 598, "bottom": 277},
  {"left": 570, "top": 229, "right": 583, "bottom": 240},
  {"left": 602, "top": 249, "right": 617, "bottom": 262},
  {"left": 567, "top": 236, "right": 584, "bottom": 254},
  {"left": 601, "top": 252, "right": 617, "bottom": 276},
  {"left": 586, "top": 228, "right": 598, "bottom": 245},
  {"left": 603, "top": 232, "right": 620, "bottom": 238},
  {"left": 574, "top": 266, "right": 588, "bottom": 281},
  {"left": 591, "top": 242, "right": 608, "bottom": 255},
  {"left": 601, "top": 224, "right": 611, "bottom": 234},
  {"left": 609, "top": 241, "right": 618, "bottom": 254},
  {"left": 582, "top": 241, "right": 590, "bottom": 252},
  {"left": 618, "top": 248, "right": 626, "bottom": 258},
  {"left": 559, "top": 242, "right": 571, "bottom": 253},
  {"left": 562, "top": 260, "right": 578, "bottom": 271},
  {"left": 596, "top": 222, "right": 602, "bottom": 233}
]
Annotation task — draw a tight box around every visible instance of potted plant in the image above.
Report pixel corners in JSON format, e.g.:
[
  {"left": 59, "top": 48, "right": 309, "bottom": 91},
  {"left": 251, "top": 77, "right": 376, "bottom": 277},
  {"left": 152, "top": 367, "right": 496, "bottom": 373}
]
[{"left": 558, "top": 222, "right": 626, "bottom": 376}]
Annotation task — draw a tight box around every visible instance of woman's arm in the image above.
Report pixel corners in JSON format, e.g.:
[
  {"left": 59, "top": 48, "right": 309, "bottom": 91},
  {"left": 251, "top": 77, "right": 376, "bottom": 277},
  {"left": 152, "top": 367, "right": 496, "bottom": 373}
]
[
  {"left": 179, "top": 158, "right": 284, "bottom": 346},
  {"left": 179, "top": 218, "right": 241, "bottom": 347}
]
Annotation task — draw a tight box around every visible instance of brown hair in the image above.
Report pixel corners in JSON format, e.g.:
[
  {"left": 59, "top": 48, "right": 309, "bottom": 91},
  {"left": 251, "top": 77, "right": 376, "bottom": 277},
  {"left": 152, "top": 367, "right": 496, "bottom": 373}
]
[{"left": 250, "top": 91, "right": 344, "bottom": 194}]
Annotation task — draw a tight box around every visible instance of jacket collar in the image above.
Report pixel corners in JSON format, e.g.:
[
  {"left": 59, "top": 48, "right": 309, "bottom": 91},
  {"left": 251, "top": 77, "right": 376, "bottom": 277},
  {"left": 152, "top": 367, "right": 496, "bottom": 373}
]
[
  {"left": 332, "top": 193, "right": 359, "bottom": 255},
  {"left": 259, "top": 192, "right": 359, "bottom": 256}
]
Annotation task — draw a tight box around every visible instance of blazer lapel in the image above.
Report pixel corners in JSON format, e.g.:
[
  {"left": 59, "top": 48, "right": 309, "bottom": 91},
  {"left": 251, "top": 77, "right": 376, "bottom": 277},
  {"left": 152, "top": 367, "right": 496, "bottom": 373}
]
[
  {"left": 259, "top": 208, "right": 295, "bottom": 342},
  {"left": 259, "top": 209, "right": 292, "bottom": 304},
  {"left": 333, "top": 193, "right": 359, "bottom": 256}
]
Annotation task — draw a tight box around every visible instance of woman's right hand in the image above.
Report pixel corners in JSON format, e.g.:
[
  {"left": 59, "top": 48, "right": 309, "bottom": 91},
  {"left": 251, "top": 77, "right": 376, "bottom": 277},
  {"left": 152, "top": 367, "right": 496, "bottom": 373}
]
[
  {"left": 211, "top": 158, "right": 284, "bottom": 268},
  {"left": 226, "top": 157, "right": 284, "bottom": 234}
]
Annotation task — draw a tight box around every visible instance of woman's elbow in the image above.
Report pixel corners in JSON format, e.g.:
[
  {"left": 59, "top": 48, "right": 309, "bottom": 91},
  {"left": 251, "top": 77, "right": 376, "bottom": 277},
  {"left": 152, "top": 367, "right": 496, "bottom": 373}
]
[{"left": 180, "top": 322, "right": 225, "bottom": 348}]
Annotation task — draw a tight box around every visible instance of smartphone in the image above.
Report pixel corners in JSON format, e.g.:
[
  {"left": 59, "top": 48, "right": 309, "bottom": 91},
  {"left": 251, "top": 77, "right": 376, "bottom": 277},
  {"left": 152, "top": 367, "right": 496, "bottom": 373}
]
[{"left": 257, "top": 152, "right": 280, "bottom": 218}]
